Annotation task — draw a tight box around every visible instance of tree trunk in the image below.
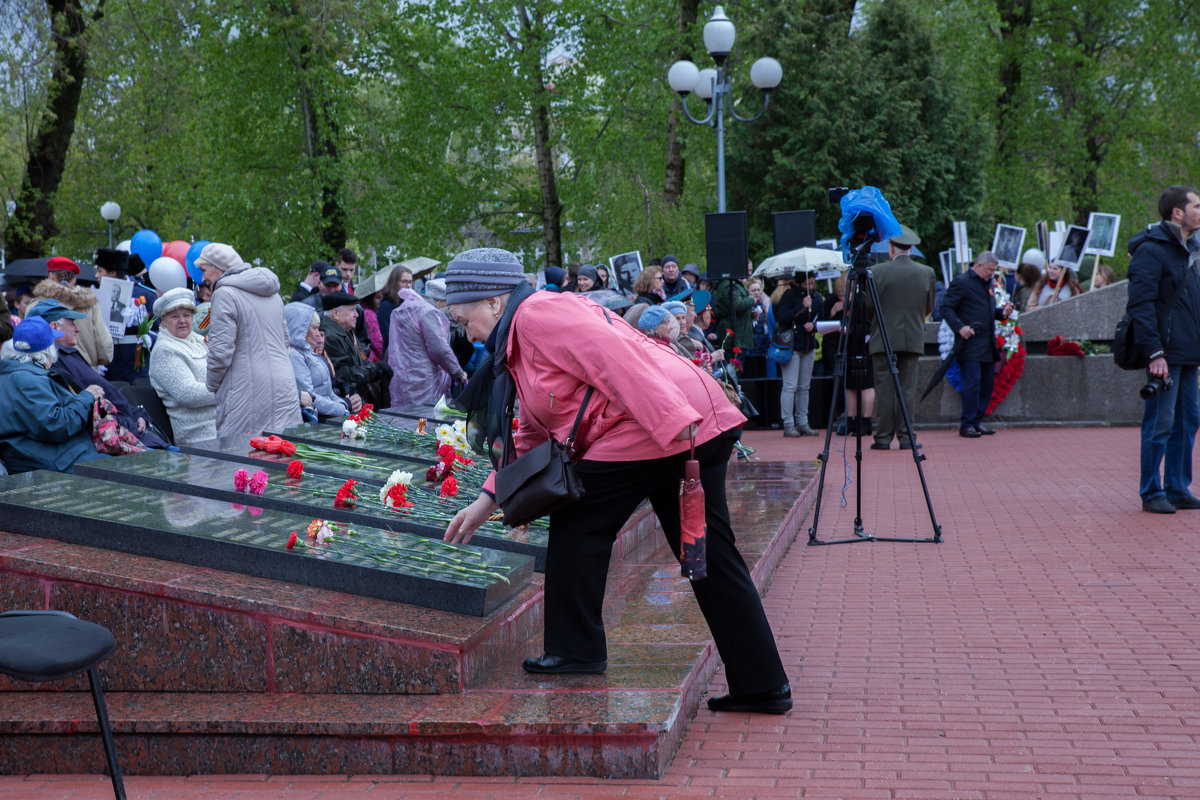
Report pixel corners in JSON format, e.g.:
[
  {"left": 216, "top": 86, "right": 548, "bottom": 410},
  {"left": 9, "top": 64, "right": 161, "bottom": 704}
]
[
  {"left": 994, "top": 0, "right": 1033, "bottom": 220},
  {"left": 8, "top": 0, "right": 104, "bottom": 258},
  {"left": 663, "top": 0, "right": 700, "bottom": 206},
  {"left": 518, "top": 5, "right": 562, "bottom": 267},
  {"left": 530, "top": 86, "right": 562, "bottom": 268}
]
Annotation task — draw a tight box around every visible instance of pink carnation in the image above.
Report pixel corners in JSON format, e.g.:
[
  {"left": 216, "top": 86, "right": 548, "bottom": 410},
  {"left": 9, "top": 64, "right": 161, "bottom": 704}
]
[
  {"left": 233, "top": 469, "right": 249, "bottom": 492},
  {"left": 248, "top": 471, "right": 269, "bottom": 495}
]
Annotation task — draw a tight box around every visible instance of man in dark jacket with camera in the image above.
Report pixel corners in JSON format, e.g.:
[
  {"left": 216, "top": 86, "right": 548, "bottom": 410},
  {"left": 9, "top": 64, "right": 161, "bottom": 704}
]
[
  {"left": 1126, "top": 185, "right": 1200, "bottom": 514},
  {"left": 939, "top": 251, "right": 1013, "bottom": 438}
]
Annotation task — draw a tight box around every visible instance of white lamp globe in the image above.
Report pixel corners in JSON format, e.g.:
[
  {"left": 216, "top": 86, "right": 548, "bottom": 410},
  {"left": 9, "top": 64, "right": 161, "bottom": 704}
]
[
  {"left": 100, "top": 201, "right": 121, "bottom": 222},
  {"left": 703, "top": 6, "right": 736, "bottom": 58},
  {"left": 694, "top": 68, "right": 719, "bottom": 100},
  {"left": 667, "top": 60, "right": 700, "bottom": 94},
  {"left": 750, "top": 57, "right": 782, "bottom": 90}
]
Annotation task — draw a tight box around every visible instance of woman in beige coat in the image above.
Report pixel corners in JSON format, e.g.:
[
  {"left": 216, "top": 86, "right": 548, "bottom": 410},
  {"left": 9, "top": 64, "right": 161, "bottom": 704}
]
[
  {"left": 198, "top": 243, "right": 300, "bottom": 439},
  {"left": 28, "top": 258, "right": 113, "bottom": 368}
]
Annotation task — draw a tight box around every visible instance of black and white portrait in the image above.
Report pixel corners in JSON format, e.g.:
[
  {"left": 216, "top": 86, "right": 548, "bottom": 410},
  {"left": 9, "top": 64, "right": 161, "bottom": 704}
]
[
  {"left": 1054, "top": 225, "right": 1092, "bottom": 271},
  {"left": 991, "top": 224, "right": 1027, "bottom": 270},
  {"left": 609, "top": 251, "right": 643, "bottom": 295},
  {"left": 1084, "top": 213, "right": 1120, "bottom": 258}
]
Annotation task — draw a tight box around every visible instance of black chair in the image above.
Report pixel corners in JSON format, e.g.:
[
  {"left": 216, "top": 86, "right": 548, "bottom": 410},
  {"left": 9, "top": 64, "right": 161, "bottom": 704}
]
[
  {"left": 0, "top": 611, "right": 125, "bottom": 799},
  {"left": 118, "top": 380, "right": 175, "bottom": 444}
]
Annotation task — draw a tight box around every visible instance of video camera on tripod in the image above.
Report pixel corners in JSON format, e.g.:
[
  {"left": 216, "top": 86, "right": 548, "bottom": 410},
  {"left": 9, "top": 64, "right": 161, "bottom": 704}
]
[{"left": 808, "top": 185, "right": 943, "bottom": 546}]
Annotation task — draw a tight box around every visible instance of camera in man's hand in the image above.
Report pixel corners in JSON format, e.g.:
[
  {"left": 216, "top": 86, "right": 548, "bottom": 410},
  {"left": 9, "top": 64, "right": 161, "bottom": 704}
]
[{"left": 1141, "top": 373, "right": 1174, "bottom": 400}]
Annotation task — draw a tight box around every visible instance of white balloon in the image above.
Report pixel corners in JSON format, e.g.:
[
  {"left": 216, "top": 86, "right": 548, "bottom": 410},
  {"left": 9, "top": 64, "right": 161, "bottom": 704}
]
[
  {"left": 116, "top": 239, "right": 132, "bottom": 253},
  {"left": 148, "top": 256, "right": 187, "bottom": 292}
]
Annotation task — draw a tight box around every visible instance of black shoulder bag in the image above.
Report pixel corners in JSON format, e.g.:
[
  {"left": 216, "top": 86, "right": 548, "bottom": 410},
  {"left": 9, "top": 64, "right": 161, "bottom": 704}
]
[
  {"left": 1113, "top": 278, "right": 1187, "bottom": 370},
  {"left": 493, "top": 386, "right": 594, "bottom": 528}
]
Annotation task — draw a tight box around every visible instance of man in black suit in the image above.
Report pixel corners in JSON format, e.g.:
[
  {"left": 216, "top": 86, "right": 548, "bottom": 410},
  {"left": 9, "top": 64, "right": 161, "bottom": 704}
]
[
  {"left": 939, "top": 252, "right": 1014, "bottom": 438},
  {"left": 868, "top": 225, "right": 936, "bottom": 450}
]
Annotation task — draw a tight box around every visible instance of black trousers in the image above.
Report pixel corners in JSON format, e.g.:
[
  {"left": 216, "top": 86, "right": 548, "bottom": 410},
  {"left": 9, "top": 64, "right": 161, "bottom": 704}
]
[{"left": 545, "top": 430, "right": 788, "bottom": 696}]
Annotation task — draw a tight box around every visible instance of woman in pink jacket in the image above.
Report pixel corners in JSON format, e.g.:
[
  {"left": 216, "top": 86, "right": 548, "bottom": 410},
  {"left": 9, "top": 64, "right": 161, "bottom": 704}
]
[{"left": 443, "top": 248, "right": 790, "bottom": 715}]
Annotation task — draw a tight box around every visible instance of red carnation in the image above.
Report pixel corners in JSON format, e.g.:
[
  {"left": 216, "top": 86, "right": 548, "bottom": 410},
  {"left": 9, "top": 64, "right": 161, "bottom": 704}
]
[
  {"left": 440, "top": 476, "right": 458, "bottom": 498},
  {"left": 732, "top": 347, "right": 742, "bottom": 354},
  {"left": 287, "top": 531, "right": 298, "bottom": 549},
  {"left": 286, "top": 460, "right": 304, "bottom": 479}
]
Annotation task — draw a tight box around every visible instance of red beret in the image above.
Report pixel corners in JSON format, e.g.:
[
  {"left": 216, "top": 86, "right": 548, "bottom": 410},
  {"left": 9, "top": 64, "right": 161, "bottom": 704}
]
[{"left": 47, "top": 256, "right": 80, "bottom": 275}]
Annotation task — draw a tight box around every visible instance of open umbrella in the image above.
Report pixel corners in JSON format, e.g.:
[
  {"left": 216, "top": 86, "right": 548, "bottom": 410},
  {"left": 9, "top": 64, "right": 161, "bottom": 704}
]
[
  {"left": 3, "top": 258, "right": 49, "bottom": 281},
  {"left": 399, "top": 256, "right": 441, "bottom": 278},
  {"left": 582, "top": 289, "right": 633, "bottom": 312},
  {"left": 354, "top": 264, "right": 397, "bottom": 298},
  {"left": 754, "top": 248, "right": 847, "bottom": 279}
]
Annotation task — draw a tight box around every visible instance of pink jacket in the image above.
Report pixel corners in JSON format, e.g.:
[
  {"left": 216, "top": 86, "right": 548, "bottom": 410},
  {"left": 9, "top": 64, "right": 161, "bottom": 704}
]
[{"left": 482, "top": 291, "right": 745, "bottom": 494}]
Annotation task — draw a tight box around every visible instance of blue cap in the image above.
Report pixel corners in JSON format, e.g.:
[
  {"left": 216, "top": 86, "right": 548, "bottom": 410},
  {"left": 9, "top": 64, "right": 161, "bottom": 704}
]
[
  {"left": 692, "top": 289, "right": 712, "bottom": 313},
  {"left": 663, "top": 301, "right": 687, "bottom": 317},
  {"left": 25, "top": 298, "right": 87, "bottom": 323},
  {"left": 637, "top": 305, "right": 671, "bottom": 332},
  {"left": 12, "top": 317, "right": 64, "bottom": 351}
]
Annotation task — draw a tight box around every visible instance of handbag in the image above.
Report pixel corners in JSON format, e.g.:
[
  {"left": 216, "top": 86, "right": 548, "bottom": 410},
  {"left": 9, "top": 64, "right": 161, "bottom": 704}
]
[
  {"left": 767, "top": 327, "right": 794, "bottom": 365},
  {"left": 678, "top": 437, "right": 707, "bottom": 581},
  {"left": 1113, "top": 278, "right": 1187, "bottom": 370},
  {"left": 91, "top": 399, "right": 148, "bottom": 456},
  {"left": 493, "top": 386, "right": 594, "bottom": 528}
]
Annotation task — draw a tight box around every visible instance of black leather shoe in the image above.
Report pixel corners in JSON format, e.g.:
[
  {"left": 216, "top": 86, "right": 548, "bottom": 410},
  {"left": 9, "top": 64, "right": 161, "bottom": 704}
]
[
  {"left": 708, "top": 683, "right": 792, "bottom": 714},
  {"left": 522, "top": 653, "right": 607, "bottom": 675},
  {"left": 899, "top": 442, "right": 913, "bottom": 450},
  {"left": 1142, "top": 497, "right": 1177, "bottom": 514},
  {"left": 1168, "top": 494, "right": 1200, "bottom": 510},
  {"left": 973, "top": 424, "right": 997, "bottom": 435},
  {"left": 869, "top": 442, "right": 890, "bottom": 450},
  {"left": 958, "top": 427, "right": 982, "bottom": 438}
]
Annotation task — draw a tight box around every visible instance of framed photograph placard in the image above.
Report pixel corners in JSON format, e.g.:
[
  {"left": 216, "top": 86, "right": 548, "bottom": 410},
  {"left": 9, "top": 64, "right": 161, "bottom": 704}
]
[
  {"left": 1084, "top": 212, "right": 1120, "bottom": 257},
  {"left": 939, "top": 249, "right": 955, "bottom": 287},
  {"left": 1054, "top": 225, "right": 1092, "bottom": 271},
  {"left": 991, "top": 224, "right": 1027, "bottom": 269},
  {"left": 608, "top": 251, "right": 644, "bottom": 296}
]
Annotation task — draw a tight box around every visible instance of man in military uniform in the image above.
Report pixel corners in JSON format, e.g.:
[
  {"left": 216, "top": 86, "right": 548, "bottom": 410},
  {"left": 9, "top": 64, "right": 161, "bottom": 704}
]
[{"left": 868, "top": 225, "right": 936, "bottom": 450}]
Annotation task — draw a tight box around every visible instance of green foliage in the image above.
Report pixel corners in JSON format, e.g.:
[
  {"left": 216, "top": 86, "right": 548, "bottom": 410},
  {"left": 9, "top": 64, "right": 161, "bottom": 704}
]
[
  {"left": 3, "top": 0, "right": 1199, "bottom": 283},
  {"left": 725, "top": 0, "right": 986, "bottom": 262}
]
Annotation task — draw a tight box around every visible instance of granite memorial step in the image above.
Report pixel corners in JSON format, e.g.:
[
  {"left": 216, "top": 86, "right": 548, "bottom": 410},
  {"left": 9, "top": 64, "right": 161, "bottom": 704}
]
[{"left": 0, "top": 459, "right": 819, "bottom": 778}]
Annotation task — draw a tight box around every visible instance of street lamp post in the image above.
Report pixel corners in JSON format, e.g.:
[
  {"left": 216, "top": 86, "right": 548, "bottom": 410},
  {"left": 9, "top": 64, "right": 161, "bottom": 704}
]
[
  {"left": 667, "top": 6, "right": 782, "bottom": 213},
  {"left": 99, "top": 201, "right": 121, "bottom": 248}
]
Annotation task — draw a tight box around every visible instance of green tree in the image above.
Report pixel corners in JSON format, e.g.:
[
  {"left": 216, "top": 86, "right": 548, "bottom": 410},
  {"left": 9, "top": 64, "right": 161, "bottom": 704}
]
[{"left": 724, "top": 0, "right": 986, "bottom": 260}]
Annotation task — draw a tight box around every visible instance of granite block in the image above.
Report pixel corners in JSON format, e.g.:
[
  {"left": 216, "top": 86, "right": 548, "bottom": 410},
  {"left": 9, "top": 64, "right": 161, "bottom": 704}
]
[
  {"left": 49, "top": 583, "right": 270, "bottom": 692},
  {"left": 271, "top": 622, "right": 461, "bottom": 694}
]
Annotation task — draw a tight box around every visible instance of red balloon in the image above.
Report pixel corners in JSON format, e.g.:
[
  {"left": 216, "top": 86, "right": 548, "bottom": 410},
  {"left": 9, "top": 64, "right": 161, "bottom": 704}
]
[{"left": 162, "top": 240, "right": 190, "bottom": 268}]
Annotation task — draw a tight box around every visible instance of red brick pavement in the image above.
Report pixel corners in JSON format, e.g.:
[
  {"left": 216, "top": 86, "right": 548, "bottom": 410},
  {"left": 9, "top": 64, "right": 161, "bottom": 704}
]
[{"left": 5, "top": 426, "right": 1200, "bottom": 799}]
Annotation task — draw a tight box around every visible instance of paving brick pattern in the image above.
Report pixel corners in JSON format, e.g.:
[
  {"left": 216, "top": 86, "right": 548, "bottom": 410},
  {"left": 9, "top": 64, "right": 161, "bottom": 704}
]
[{"left": 4, "top": 427, "right": 1199, "bottom": 799}]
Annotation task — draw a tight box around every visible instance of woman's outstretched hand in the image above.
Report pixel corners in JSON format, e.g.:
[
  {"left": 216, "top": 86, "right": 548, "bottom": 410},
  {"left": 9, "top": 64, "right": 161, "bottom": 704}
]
[{"left": 444, "top": 493, "right": 500, "bottom": 544}]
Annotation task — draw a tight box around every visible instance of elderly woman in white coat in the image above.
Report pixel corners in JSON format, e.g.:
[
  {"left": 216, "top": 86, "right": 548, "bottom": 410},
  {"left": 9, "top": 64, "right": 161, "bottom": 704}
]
[
  {"left": 387, "top": 287, "right": 467, "bottom": 408},
  {"left": 148, "top": 288, "right": 217, "bottom": 444},
  {"left": 198, "top": 243, "right": 300, "bottom": 438}
]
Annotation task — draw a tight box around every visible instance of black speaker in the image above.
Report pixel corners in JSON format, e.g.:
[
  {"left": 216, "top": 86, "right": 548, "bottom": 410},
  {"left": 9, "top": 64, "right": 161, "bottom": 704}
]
[
  {"left": 772, "top": 210, "right": 816, "bottom": 254},
  {"left": 705, "top": 211, "right": 748, "bottom": 281}
]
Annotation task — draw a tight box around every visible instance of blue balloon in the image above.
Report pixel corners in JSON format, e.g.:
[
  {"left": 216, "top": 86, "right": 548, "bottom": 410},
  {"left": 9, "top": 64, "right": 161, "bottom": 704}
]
[
  {"left": 130, "top": 229, "right": 163, "bottom": 271},
  {"left": 185, "top": 240, "right": 210, "bottom": 284}
]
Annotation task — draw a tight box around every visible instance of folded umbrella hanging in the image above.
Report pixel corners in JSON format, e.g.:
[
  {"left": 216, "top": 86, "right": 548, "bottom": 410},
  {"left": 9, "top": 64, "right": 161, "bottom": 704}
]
[{"left": 919, "top": 323, "right": 980, "bottom": 402}]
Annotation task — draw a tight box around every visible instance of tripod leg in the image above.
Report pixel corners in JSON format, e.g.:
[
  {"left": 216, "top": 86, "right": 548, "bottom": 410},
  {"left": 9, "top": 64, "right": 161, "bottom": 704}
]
[
  {"left": 807, "top": 309, "right": 852, "bottom": 545},
  {"left": 862, "top": 271, "right": 944, "bottom": 543}
]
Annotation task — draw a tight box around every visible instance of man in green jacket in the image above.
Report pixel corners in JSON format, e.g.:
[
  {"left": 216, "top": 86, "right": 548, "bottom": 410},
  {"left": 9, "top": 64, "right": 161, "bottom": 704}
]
[{"left": 867, "top": 225, "right": 936, "bottom": 450}]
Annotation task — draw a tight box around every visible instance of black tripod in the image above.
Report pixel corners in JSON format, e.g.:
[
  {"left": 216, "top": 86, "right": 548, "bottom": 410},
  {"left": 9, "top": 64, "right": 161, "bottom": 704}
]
[{"left": 808, "top": 226, "right": 942, "bottom": 546}]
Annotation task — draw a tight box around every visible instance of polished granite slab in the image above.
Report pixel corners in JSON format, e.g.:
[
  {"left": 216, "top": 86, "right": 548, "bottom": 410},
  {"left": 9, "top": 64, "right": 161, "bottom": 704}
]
[
  {"left": 75, "top": 450, "right": 549, "bottom": 570},
  {"left": 179, "top": 434, "right": 425, "bottom": 486},
  {"left": 0, "top": 470, "right": 532, "bottom": 617},
  {"left": 0, "top": 459, "right": 819, "bottom": 779}
]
